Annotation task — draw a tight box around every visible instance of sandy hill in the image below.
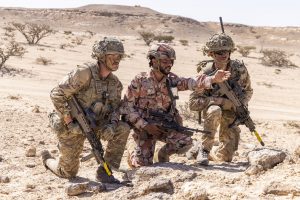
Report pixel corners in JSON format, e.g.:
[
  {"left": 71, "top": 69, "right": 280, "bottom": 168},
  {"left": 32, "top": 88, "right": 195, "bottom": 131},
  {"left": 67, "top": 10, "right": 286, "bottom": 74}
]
[{"left": 0, "top": 4, "right": 300, "bottom": 200}]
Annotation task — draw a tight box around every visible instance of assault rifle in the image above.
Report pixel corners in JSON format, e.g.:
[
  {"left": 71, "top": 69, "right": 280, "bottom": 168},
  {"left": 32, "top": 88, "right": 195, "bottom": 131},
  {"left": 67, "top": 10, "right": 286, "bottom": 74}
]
[
  {"left": 216, "top": 81, "right": 265, "bottom": 146},
  {"left": 67, "top": 95, "right": 113, "bottom": 176},
  {"left": 217, "top": 17, "right": 264, "bottom": 146},
  {"left": 147, "top": 110, "right": 211, "bottom": 136}
]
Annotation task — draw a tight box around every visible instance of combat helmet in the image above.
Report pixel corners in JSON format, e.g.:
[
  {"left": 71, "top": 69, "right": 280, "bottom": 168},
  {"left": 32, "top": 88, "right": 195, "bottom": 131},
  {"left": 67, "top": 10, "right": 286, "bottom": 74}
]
[
  {"left": 203, "top": 33, "right": 236, "bottom": 56},
  {"left": 91, "top": 37, "right": 124, "bottom": 60},
  {"left": 147, "top": 43, "right": 176, "bottom": 60}
]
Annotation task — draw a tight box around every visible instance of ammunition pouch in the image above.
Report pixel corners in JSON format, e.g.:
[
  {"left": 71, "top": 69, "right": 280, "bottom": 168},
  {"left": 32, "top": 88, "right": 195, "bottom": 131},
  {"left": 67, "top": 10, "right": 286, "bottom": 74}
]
[{"left": 48, "top": 111, "right": 66, "bottom": 134}]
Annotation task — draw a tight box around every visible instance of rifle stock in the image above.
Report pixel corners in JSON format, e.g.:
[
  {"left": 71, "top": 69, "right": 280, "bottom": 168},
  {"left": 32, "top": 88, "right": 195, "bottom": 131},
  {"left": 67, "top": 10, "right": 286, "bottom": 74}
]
[{"left": 68, "top": 95, "right": 113, "bottom": 176}]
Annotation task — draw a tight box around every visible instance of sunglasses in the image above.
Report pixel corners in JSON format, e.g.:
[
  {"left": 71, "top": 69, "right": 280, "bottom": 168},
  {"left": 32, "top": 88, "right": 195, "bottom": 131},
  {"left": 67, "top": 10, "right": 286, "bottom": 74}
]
[{"left": 214, "top": 50, "right": 230, "bottom": 55}]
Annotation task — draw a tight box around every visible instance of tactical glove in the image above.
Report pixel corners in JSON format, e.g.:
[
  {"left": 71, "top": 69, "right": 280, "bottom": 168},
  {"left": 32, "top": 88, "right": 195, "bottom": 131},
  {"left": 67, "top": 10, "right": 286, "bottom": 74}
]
[
  {"left": 67, "top": 122, "right": 83, "bottom": 135},
  {"left": 221, "top": 98, "right": 235, "bottom": 110}
]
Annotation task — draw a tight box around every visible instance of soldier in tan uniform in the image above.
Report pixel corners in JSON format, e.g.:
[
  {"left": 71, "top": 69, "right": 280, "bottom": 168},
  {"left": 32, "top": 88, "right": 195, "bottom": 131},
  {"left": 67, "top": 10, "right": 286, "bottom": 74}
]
[
  {"left": 42, "top": 37, "right": 130, "bottom": 183},
  {"left": 187, "top": 33, "right": 253, "bottom": 165},
  {"left": 123, "top": 43, "right": 231, "bottom": 168}
]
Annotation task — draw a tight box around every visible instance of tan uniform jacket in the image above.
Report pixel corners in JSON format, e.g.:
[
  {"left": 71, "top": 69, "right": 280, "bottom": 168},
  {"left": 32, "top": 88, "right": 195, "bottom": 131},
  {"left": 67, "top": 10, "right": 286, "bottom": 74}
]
[
  {"left": 189, "top": 59, "right": 253, "bottom": 111},
  {"left": 50, "top": 62, "right": 123, "bottom": 124}
]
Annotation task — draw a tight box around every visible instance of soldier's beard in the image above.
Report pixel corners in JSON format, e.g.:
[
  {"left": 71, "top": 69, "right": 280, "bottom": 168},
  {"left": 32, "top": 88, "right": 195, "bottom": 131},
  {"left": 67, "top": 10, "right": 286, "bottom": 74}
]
[{"left": 159, "top": 66, "right": 171, "bottom": 75}]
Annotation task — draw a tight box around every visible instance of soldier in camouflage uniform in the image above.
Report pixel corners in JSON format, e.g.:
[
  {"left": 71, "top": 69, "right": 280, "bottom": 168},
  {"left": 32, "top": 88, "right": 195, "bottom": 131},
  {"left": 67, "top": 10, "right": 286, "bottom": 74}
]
[
  {"left": 41, "top": 37, "right": 130, "bottom": 183},
  {"left": 187, "top": 33, "right": 253, "bottom": 165},
  {"left": 123, "top": 43, "right": 231, "bottom": 168}
]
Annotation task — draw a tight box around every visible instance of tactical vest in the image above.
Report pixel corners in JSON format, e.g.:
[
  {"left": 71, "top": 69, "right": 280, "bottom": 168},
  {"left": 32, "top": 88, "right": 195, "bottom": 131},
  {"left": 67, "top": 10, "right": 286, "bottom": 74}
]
[
  {"left": 201, "top": 59, "right": 246, "bottom": 99},
  {"left": 75, "top": 63, "right": 122, "bottom": 121}
]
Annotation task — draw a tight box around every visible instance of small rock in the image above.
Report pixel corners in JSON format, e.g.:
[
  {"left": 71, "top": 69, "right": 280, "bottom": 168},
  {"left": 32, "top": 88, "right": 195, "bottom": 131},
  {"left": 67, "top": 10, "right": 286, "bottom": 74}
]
[
  {"left": 294, "top": 145, "right": 300, "bottom": 157},
  {"left": 39, "top": 141, "right": 45, "bottom": 145},
  {"left": 88, "top": 183, "right": 106, "bottom": 194},
  {"left": 175, "top": 181, "right": 208, "bottom": 200},
  {"left": 27, "top": 137, "right": 35, "bottom": 142},
  {"left": 275, "top": 69, "right": 281, "bottom": 74},
  {"left": 141, "top": 178, "right": 174, "bottom": 195},
  {"left": 66, "top": 183, "right": 88, "bottom": 196},
  {"left": 26, "top": 146, "right": 36, "bottom": 157},
  {"left": 26, "top": 163, "right": 36, "bottom": 168},
  {"left": 263, "top": 181, "right": 300, "bottom": 196},
  {"left": 247, "top": 148, "right": 287, "bottom": 170},
  {"left": 173, "top": 171, "right": 196, "bottom": 182},
  {"left": 245, "top": 165, "right": 264, "bottom": 175},
  {"left": 0, "top": 176, "right": 10, "bottom": 183},
  {"left": 26, "top": 184, "right": 36, "bottom": 189},
  {"left": 32, "top": 105, "right": 40, "bottom": 113},
  {"left": 0, "top": 155, "right": 3, "bottom": 162}
]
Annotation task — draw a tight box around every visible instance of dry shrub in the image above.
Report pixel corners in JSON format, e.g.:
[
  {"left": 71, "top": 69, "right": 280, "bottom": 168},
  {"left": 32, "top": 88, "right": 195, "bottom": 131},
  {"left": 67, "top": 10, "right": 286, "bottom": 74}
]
[
  {"left": 10, "top": 22, "right": 54, "bottom": 45},
  {"left": 139, "top": 31, "right": 155, "bottom": 46},
  {"left": 64, "top": 31, "right": 72, "bottom": 35},
  {"left": 85, "top": 30, "right": 95, "bottom": 38},
  {"left": 0, "top": 40, "right": 26, "bottom": 69},
  {"left": 179, "top": 39, "right": 189, "bottom": 46},
  {"left": 261, "top": 49, "right": 298, "bottom": 68},
  {"left": 284, "top": 121, "right": 300, "bottom": 129},
  {"left": 154, "top": 35, "right": 174, "bottom": 43},
  {"left": 3, "top": 26, "right": 15, "bottom": 33},
  {"left": 237, "top": 45, "right": 256, "bottom": 57},
  {"left": 60, "top": 43, "right": 74, "bottom": 49},
  {"left": 71, "top": 37, "right": 83, "bottom": 45},
  {"left": 8, "top": 95, "right": 21, "bottom": 100},
  {"left": 139, "top": 31, "right": 175, "bottom": 45},
  {"left": 3, "top": 26, "right": 16, "bottom": 38},
  {"left": 35, "top": 56, "right": 52, "bottom": 65}
]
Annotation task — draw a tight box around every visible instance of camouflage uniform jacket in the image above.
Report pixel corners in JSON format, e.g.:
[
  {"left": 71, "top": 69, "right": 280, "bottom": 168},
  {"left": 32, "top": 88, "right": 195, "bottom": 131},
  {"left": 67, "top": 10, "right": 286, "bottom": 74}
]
[
  {"left": 124, "top": 70, "right": 213, "bottom": 129},
  {"left": 50, "top": 62, "right": 123, "bottom": 125},
  {"left": 189, "top": 59, "right": 253, "bottom": 111}
]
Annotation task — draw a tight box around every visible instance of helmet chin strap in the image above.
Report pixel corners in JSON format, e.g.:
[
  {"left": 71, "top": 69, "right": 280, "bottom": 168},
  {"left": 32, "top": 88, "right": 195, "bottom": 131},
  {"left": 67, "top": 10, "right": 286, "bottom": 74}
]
[{"left": 153, "top": 59, "right": 168, "bottom": 76}]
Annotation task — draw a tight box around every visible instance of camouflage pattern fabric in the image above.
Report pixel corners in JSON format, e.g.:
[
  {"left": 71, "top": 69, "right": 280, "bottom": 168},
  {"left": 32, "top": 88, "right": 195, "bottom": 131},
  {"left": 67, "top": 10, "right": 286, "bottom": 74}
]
[
  {"left": 202, "top": 33, "right": 236, "bottom": 56},
  {"left": 49, "top": 63, "right": 129, "bottom": 177},
  {"left": 91, "top": 37, "right": 124, "bottom": 60},
  {"left": 123, "top": 70, "right": 214, "bottom": 168},
  {"left": 189, "top": 59, "right": 252, "bottom": 162},
  {"left": 129, "top": 128, "right": 192, "bottom": 167}
]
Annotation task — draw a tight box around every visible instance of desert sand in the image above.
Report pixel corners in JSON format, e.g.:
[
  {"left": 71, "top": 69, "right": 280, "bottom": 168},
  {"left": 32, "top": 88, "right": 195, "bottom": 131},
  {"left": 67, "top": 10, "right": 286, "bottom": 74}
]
[{"left": 0, "top": 5, "right": 300, "bottom": 200}]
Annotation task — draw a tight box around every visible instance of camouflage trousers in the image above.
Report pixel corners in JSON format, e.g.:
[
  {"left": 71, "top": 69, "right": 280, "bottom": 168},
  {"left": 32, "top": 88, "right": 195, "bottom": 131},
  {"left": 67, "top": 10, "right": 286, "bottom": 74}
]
[
  {"left": 201, "top": 105, "right": 240, "bottom": 162},
  {"left": 128, "top": 128, "right": 193, "bottom": 168},
  {"left": 54, "top": 121, "right": 130, "bottom": 178}
]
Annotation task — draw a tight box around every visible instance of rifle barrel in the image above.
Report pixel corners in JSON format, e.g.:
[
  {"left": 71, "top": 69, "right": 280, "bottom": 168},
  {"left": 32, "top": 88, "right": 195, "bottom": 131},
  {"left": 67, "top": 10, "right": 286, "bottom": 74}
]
[{"left": 219, "top": 16, "right": 225, "bottom": 33}]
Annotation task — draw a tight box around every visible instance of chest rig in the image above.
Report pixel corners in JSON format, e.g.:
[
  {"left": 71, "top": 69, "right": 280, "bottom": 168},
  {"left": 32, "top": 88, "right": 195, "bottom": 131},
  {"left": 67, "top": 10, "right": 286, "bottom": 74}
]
[
  {"left": 201, "top": 60, "right": 243, "bottom": 98},
  {"left": 88, "top": 64, "right": 115, "bottom": 121}
]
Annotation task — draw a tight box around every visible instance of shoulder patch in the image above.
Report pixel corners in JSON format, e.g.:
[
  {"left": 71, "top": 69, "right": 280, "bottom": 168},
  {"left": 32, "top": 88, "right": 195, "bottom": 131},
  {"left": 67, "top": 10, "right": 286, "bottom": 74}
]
[{"left": 197, "top": 60, "right": 214, "bottom": 73}]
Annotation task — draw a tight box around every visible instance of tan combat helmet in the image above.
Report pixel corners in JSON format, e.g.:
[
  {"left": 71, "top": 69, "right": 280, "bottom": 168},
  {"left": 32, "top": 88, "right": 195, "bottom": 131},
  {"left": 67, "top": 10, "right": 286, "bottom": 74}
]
[
  {"left": 147, "top": 43, "right": 176, "bottom": 61},
  {"left": 91, "top": 37, "right": 124, "bottom": 60},
  {"left": 202, "top": 33, "right": 236, "bottom": 56}
]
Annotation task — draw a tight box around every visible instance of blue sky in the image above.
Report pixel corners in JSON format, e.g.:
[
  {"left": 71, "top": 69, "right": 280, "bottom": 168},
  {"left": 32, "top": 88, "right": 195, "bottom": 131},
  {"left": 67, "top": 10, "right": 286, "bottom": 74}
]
[{"left": 0, "top": 0, "right": 299, "bottom": 27}]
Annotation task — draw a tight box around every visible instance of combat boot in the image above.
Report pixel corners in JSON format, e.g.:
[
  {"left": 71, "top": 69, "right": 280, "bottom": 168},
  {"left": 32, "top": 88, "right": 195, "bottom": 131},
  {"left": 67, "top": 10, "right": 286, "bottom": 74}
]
[
  {"left": 153, "top": 147, "right": 169, "bottom": 163},
  {"left": 41, "top": 150, "right": 64, "bottom": 177},
  {"left": 186, "top": 140, "right": 201, "bottom": 160},
  {"left": 41, "top": 149, "right": 53, "bottom": 167},
  {"left": 96, "top": 166, "right": 120, "bottom": 184},
  {"left": 196, "top": 148, "right": 210, "bottom": 166}
]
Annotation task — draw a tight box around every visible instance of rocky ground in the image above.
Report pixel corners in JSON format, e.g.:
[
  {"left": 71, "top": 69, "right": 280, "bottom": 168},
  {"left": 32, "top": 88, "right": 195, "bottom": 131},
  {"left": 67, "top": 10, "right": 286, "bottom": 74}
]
[{"left": 0, "top": 4, "right": 300, "bottom": 200}]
